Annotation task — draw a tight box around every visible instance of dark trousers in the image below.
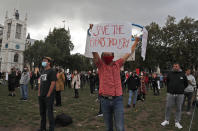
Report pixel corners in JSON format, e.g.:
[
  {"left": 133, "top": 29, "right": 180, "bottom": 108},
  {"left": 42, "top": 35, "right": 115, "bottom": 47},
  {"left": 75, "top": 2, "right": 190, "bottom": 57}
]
[
  {"left": 55, "top": 91, "right": 61, "bottom": 106},
  {"left": 153, "top": 86, "right": 159, "bottom": 95},
  {"left": 183, "top": 92, "right": 193, "bottom": 111},
  {"left": 74, "top": 88, "right": 79, "bottom": 98},
  {"left": 66, "top": 80, "right": 71, "bottom": 88},
  {"left": 90, "top": 83, "right": 95, "bottom": 94},
  {"left": 39, "top": 93, "right": 55, "bottom": 131},
  {"left": 35, "top": 79, "right": 38, "bottom": 90},
  {"left": 30, "top": 80, "right": 34, "bottom": 89},
  {"left": 81, "top": 80, "right": 85, "bottom": 90},
  {"left": 99, "top": 99, "right": 102, "bottom": 114},
  {"left": 121, "top": 82, "right": 126, "bottom": 94}
]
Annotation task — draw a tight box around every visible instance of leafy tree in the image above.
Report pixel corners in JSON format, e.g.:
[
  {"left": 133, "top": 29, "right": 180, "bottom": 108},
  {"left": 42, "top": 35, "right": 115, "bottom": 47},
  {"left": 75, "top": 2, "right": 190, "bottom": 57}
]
[
  {"left": 45, "top": 28, "right": 74, "bottom": 67},
  {"left": 24, "top": 28, "right": 74, "bottom": 69},
  {"left": 68, "top": 53, "right": 93, "bottom": 72},
  {"left": 24, "top": 17, "right": 198, "bottom": 73},
  {"left": 24, "top": 40, "right": 45, "bottom": 69}
]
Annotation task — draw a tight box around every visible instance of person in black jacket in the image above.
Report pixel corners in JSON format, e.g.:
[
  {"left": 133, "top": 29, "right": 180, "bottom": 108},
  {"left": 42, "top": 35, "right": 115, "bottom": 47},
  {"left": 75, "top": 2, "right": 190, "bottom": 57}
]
[
  {"left": 161, "top": 63, "right": 188, "bottom": 129},
  {"left": 15, "top": 69, "right": 21, "bottom": 88},
  {"left": 126, "top": 72, "right": 140, "bottom": 108},
  {"left": 89, "top": 71, "right": 96, "bottom": 94},
  {"left": 120, "top": 70, "right": 126, "bottom": 93},
  {"left": 152, "top": 73, "right": 160, "bottom": 96},
  {"left": 30, "top": 71, "right": 35, "bottom": 90},
  {"left": 8, "top": 68, "right": 17, "bottom": 96}
]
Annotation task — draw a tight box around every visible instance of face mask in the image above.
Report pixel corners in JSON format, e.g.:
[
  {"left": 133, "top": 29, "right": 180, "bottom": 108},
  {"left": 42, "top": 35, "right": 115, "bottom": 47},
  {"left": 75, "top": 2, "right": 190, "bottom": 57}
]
[
  {"left": 102, "top": 56, "right": 114, "bottom": 65},
  {"left": 42, "top": 62, "right": 47, "bottom": 67}
]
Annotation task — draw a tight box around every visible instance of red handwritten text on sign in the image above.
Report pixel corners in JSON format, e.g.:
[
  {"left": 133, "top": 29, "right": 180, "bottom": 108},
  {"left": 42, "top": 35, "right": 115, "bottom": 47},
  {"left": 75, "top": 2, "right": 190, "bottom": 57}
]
[
  {"left": 90, "top": 24, "right": 131, "bottom": 50},
  {"left": 93, "top": 24, "right": 124, "bottom": 36}
]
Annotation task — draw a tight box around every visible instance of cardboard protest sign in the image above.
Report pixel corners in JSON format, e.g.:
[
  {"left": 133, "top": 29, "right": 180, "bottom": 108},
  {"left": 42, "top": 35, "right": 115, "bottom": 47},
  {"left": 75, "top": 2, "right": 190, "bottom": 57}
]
[
  {"left": 89, "top": 23, "right": 132, "bottom": 53},
  {"left": 84, "top": 22, "right": 147, "bottom": 61}
]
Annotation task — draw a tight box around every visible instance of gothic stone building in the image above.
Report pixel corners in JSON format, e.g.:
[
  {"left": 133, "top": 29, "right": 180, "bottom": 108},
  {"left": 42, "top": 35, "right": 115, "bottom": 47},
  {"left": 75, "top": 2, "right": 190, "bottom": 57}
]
[{"left": 0, "top": 10, "right": 35, "bottom": 72}]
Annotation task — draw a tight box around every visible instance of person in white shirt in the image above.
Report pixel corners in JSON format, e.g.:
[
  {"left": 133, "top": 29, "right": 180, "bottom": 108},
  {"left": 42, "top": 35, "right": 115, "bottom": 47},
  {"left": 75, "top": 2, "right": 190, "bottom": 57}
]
[{"left": 183, "top": 69, "right": 196, "bottom": 115}]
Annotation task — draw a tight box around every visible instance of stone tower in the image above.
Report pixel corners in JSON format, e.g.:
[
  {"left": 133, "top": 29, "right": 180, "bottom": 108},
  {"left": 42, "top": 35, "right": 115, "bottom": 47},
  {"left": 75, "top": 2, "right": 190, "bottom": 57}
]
[{"left": 0, "top": 10, "right": 27, "bottom": 72}]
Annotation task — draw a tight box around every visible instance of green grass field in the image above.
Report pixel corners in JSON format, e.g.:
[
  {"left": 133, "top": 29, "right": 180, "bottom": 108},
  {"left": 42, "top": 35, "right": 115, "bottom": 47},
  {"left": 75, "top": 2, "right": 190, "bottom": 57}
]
[{"left": 0, "top": 83, "right": 197, "bottom": 131}]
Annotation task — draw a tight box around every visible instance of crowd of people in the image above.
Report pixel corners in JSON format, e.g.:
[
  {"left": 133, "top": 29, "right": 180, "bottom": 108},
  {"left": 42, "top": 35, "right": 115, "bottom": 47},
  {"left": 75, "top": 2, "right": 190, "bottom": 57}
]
[
  {"left": 0, "top": 61, "right": 197, "bottom": 130},
  {"left": 0, "top": 56, "right": 198, "bottom": 131}
]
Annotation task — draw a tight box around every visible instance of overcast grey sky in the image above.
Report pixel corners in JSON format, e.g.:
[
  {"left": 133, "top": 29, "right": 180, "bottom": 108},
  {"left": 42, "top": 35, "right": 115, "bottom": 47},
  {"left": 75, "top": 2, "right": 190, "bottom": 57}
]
[{"left": 0, "top": 0, "right": 198, "bottom": 54}]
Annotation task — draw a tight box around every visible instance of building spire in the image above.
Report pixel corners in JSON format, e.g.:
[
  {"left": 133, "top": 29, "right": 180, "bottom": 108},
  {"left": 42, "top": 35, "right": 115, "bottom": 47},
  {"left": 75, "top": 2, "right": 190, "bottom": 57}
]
[
  {"left": 67, "top": 27, "right": 71, "bottom": 37},
  {"left": 27, "top": 33, "right": 30, "bottom": 39},
  {"left": 14, "top": 9, "right": 19, "bottom": 20},
  {"left": 49, "top": 28, "right": 52, "bottom": 34},
  {"left": 68, "top": 27, "right": 70, "bottom": 33},
  {"left": 5, "top": 11, "right": 8, "bottom": 19},
  {"left": 25, "top": 13, "right": 28, "bottom": 21},
  {"left": 62, "top": 20, "right": 65, "bottom": 29}
]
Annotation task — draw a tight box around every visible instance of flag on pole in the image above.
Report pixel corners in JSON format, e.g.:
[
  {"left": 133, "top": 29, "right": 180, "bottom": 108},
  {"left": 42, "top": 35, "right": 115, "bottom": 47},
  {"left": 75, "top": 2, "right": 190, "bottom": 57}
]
[{"left": 141, "top": 27, "right": 148, "bottom": 61}]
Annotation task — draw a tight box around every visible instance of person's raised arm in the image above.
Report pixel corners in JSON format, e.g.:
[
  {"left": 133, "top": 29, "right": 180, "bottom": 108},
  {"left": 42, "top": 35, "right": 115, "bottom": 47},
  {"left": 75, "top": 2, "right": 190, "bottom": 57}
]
[
  {"left": 92, "top": 52, "right": 100, "bottom": 64},
  {"left": 89, "top": 23, "right": 101, "bottom": 65},
  {"left": 122, "top": 37, "right": 139, "bottom": 63}
]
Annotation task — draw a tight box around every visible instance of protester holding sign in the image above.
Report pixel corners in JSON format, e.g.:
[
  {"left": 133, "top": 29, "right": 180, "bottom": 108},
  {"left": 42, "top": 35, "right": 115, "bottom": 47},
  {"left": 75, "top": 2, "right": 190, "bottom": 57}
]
[{"left": 91, "top": 23, "right": 139, "bottom": 131}]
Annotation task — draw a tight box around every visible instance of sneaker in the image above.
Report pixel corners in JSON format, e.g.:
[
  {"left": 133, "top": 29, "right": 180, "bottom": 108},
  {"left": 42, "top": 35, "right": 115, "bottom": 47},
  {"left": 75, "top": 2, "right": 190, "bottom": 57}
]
[
  {"left": 186, "top": 112, "right": 191, "bottom": 115},
  {"left": 23, "top": 98, "right": 27, "bottom": 101},
  {"left": 95, "top": 98, "right": 99, "bottom": 102},
  {"left": 175, "top": 122, "right": 183, "bottom": 129},
  {"left": 97, "top": 114, "right": 103, "bottom": 117},
  {"left": 126, "top": 104, "right": 131, "bottom": 108},
  {"left": 161, "top": 120, "right": 169, "bottom": 126}
]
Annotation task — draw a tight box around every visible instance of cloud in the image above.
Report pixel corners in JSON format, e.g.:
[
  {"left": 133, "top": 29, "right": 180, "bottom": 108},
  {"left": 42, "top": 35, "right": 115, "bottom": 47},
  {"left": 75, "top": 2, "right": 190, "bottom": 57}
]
[{"left": 0, "top": 0, "right": 198, "bottom": 54}]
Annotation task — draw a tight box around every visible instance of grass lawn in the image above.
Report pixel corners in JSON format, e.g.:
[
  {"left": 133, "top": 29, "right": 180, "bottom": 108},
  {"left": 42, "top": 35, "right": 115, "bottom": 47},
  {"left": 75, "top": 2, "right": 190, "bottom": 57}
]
[{"left": 0, "top": 83, "right": 197, "bottom": 131}]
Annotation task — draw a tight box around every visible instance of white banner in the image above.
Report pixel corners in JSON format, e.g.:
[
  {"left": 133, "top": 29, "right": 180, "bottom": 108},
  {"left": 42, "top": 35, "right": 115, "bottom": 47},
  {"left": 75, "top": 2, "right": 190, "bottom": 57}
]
[
  {"left": 85, "top": 22, "right": 147, "bottom": 61},
  {"left": 88, "top": 23, "right": 133, "bottom": 53}
]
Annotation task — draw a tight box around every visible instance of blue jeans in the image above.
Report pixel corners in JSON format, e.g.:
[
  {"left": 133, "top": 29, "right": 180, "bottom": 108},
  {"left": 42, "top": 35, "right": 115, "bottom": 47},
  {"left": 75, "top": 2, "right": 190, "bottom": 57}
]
[
  {"left": 100, "top": 96, "right": 125, "bottom": 131},
  {"left": 20, "top": 84, "right": 28, "bottom": 99},
  {"left": 128, "top": 90, "right": 138, "bottom": 105}
]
